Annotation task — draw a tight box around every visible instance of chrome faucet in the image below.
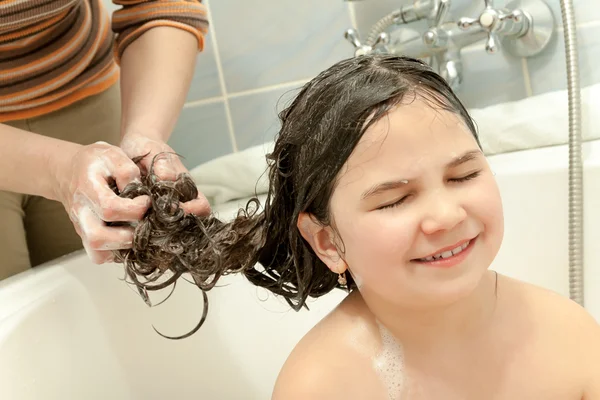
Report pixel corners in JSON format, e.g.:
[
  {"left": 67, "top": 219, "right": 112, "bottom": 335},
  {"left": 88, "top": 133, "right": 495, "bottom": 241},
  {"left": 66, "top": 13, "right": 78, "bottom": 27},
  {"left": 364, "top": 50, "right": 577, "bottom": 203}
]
[
  {"left": 344, "top": 0, "right": 555, "bottom": 90},
  {"left": 344, "top": 0, "right": 440, "bottom": 57}
]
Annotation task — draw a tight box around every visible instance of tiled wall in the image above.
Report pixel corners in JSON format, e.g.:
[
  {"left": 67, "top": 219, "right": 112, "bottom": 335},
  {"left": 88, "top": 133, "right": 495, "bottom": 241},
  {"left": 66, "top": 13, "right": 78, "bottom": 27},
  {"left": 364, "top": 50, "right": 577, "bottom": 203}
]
[{"left": 111, "top": 0, "right": 600, "bottom": 168}]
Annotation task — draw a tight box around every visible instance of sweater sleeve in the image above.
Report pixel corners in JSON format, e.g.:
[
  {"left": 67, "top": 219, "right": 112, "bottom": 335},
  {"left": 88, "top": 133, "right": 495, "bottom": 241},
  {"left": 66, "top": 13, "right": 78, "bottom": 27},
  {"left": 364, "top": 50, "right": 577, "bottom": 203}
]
[{"left": 110, "top": 0, "right": 209, "bottom": 64}]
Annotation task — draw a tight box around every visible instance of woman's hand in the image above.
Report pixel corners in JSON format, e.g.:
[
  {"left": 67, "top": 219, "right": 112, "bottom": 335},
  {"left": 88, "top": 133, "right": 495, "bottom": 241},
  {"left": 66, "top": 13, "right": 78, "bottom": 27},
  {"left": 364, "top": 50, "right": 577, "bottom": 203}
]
[
  {"left": 54, "top": 141, "right": 150, "bottom": 264},
  {"left": 120, "top": 132, "right": 211, "bottom": 216}
]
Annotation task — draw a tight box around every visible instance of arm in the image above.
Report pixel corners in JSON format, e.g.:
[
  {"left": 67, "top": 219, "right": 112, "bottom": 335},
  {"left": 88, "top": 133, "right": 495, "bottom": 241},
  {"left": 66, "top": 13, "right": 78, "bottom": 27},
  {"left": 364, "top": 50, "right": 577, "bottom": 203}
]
[
  {"left": 111, "top": 0, "right": 208, "bottom": 140},
  {"left": 118, "top": 26, "right": 199, "bottom": 143},
  {"left": 0, "top": 123, "right": 149, "bottom": 263},
  {"left": 0, "top": 123, "right": 78, "bottom": 200},
  {"left": 109, "top": 0, "right": 210, "bottom": 215}
]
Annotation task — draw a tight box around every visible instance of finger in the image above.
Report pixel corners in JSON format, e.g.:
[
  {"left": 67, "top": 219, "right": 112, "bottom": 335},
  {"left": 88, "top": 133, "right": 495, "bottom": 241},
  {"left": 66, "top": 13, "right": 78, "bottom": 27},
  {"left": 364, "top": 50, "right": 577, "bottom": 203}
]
[
  {"left": 68, "top": 211, "right": 84, "bottom": 238},
  {"left": 84, "top": 245, "right": 116, "bottom": 265},
  {"left": 76, "top": 204, "right": 135, "bottom": 250},
  {"left": 151, "top": 153, "right": 180, "bottom": 181},
  {"left": 100, "top": 194, "right": 151, "bottom": 223},
  {"left": 86, "top": 175, "right": 150, "bottom": 222},
  {"left": 70, "top": 207, "right": 113, "bottom": 264},
  {"left": 106, "top": 151, "right": 143, "bottom": 192},
  {"left": 80, "top": 151, "right": 150, "bottom": 222},
  {"left": 180, "top": 195, "right": 211, "bottom": 216},
  {"left": 87, "top": 225, "right": 135, "bottom": 251}
]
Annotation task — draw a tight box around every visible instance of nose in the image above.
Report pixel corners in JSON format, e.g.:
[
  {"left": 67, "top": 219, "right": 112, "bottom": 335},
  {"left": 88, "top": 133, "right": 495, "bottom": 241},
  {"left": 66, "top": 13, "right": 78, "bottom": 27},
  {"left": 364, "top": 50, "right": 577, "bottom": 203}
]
[{"left": 420, "top": 191, "right": 467, "bottom": 235}]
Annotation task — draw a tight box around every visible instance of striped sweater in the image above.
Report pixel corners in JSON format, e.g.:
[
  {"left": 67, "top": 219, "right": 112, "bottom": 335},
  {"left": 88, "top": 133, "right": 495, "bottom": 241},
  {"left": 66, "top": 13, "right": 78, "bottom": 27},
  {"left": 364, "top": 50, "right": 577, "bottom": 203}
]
[{"left": 0, "top": 0, "right": 209, "bottom": 122}]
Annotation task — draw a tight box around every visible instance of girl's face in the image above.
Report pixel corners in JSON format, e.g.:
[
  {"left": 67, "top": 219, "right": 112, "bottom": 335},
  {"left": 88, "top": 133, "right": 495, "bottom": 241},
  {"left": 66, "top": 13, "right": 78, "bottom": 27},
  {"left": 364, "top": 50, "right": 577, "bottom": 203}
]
[{"left": 328, "top": 99, "right": 504, "bottom": 308}]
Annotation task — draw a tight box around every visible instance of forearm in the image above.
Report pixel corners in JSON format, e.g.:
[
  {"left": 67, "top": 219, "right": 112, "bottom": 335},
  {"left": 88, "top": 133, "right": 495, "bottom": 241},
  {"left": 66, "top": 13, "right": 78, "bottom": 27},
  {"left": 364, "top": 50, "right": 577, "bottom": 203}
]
[
  {"left": 0, "top": 123, "right": 79, "bottom": 201},
  {"left": 119, "top": 26, "right": 199, "bottom": 142}
]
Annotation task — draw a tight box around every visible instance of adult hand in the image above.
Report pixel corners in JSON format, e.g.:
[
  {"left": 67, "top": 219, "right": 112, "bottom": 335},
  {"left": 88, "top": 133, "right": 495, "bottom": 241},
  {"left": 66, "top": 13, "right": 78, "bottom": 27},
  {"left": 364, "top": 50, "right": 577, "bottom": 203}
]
[
  {"left": 54, "top": 141, "right": 151, "bottom": 264},
  {"left": 120, "top": 132, "right": 211, "bottom": 216}
]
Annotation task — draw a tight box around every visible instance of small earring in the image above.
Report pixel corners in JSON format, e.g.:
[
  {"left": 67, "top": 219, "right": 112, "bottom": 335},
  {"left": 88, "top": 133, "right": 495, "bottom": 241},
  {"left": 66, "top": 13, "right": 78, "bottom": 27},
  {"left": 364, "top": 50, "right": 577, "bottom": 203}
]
[{"left": 338, "top": 272, "right": 347, "bottom": 287}]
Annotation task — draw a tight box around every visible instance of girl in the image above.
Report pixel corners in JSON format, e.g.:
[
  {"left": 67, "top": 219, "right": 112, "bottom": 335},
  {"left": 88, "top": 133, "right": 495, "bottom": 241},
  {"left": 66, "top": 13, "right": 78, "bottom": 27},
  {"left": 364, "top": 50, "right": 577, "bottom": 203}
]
[
  {"left": 120, "top": 54, "right": 600, "bottom": 398},
  {"left": 254, "top": 55, "right": 599, "bottom": 399}
]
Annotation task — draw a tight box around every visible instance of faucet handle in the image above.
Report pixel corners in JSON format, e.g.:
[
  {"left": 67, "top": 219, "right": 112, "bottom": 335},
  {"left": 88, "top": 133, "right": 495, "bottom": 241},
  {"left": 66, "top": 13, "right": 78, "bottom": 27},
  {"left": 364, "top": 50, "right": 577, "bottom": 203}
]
[
  {"left": 433, "top": 0, "right": 451, "bottom": 27},
  {"left": 344, "top": 28, "right": 388, "bottom": 56},
  {"left": 344, "top": 28, "right": 370, "bottom": 56},
  {"left": 457, "top": 1, "right": 503, "bottom": 54},
  {"left": 422, "top": 0, "right": 451, "bottom": 50},
  {"left": 372, "top": 32, "right": 390, "bottom": 48},
  {"left": 458, "top": 0, "right": 529, "bottom": 54},
  {"left": 457, "top": 16, "right": 479, "bottom": 30},
  {"left": 344, "top": 28, "right": 363, "bottom": 49},
  {"left": 485, "top": 32, "right": 499, "bottom": 53}
]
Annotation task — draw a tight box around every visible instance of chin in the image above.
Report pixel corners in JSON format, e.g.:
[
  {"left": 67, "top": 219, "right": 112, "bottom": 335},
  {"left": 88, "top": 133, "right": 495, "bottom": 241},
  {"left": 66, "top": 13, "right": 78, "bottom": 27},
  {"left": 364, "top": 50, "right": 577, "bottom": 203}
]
[{"left": 412, "top": 262, "right": 491, "bottom": 308}]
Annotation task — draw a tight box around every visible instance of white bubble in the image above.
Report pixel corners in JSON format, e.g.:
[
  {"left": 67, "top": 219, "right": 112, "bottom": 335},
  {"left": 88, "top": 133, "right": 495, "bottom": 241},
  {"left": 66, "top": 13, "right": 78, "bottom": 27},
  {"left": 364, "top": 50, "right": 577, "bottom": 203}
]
[{"left": 372, "top": 321, "right": 405, "bottom": 399}]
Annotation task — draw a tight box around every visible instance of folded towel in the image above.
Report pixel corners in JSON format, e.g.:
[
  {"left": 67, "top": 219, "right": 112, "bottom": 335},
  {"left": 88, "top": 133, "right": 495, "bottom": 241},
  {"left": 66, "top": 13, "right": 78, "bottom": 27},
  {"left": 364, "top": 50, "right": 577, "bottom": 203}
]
[{"left": 472, "top": 82, "right": 600, "bottom": 155}]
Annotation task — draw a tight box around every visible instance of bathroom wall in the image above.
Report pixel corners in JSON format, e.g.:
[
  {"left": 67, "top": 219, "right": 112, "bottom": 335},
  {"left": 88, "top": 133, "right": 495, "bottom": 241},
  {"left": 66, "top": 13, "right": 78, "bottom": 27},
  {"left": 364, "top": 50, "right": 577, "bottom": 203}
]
[
  {"left": 166, "top": 0, "right": 355, "bottom": 169},
  {"left": 104, "top": 0, "right": 600, "bottom": 169}
]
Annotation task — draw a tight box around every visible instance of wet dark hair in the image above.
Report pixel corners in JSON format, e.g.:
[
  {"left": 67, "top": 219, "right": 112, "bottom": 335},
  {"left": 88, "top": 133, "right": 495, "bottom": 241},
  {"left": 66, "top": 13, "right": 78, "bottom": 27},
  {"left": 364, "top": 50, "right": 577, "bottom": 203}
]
[{"left": 112, "top": 54, "right": 480, "bottom": 339}]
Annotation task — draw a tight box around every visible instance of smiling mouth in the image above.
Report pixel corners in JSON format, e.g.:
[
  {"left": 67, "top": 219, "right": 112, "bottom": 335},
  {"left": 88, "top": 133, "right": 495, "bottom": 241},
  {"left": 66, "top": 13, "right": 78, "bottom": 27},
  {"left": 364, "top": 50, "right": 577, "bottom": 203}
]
[{"left": 412, "top": 238, "right": 475, "bottom": 262}]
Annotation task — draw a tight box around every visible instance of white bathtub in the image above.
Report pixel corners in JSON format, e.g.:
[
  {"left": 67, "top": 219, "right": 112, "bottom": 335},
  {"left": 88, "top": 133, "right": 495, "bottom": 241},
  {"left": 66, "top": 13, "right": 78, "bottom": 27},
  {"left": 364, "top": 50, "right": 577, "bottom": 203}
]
[{"left": 1, "top": 138, "right": 599, "bottom": 399}]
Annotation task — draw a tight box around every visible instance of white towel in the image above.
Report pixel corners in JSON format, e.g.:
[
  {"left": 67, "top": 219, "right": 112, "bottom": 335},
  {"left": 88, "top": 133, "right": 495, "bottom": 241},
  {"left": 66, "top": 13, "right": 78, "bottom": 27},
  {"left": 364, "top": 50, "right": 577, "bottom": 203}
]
[
  {"left": 472, "top": 82, "right": 600, "bottom": 155},
  {"left": 189, "top": 142, "right": 273, "bottom": 206}
]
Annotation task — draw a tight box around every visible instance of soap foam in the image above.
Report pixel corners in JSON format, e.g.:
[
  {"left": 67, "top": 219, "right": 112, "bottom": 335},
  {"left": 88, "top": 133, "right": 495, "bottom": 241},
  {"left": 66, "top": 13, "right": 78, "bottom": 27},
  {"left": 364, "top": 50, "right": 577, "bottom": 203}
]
[{"left": 373, "top": 322, "right": 405, "bottom": 400}]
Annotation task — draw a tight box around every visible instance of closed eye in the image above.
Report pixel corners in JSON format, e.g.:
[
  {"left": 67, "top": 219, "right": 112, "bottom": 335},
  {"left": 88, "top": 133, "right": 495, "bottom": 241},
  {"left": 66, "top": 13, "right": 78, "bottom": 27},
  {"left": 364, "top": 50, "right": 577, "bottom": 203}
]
[
  {"left": 449, "top": 170, "right": 481, "bottom": 183},
  {"left": 376, "top": 171, "right": 481, "bottom": 211},
  {"left": 377, "top": 195, "right": 409, "bottom": 211}
]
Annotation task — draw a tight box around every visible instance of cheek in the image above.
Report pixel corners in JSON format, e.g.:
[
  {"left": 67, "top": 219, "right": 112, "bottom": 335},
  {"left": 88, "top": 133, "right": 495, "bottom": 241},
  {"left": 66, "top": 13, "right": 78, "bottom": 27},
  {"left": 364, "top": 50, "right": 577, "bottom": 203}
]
[
  {"left": 335, "top": 210, "right": 418, "bottom": 279},
  {"left": 470, "top": 177, "right": 505, "bottom": 246}
]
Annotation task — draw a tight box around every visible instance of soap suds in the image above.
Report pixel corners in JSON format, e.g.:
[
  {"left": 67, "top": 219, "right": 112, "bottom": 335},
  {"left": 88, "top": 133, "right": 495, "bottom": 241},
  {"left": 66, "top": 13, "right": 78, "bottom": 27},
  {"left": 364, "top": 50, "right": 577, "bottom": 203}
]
[{"left": 373, "top": 321, "right": 405, "bottom": 400}]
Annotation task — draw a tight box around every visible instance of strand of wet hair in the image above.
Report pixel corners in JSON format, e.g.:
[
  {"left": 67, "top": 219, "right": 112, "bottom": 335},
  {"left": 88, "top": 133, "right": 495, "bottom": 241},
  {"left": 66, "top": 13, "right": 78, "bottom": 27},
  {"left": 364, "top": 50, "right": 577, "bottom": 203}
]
[{"left": 110, "top": 152, "right": 266, "bottom": 339}]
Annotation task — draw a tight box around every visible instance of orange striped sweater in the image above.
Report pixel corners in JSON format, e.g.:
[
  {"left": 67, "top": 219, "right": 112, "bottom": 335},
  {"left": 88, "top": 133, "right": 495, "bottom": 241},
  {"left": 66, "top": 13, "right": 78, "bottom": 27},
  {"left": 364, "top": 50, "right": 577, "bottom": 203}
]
[{"left": 0, "top": 0, "right": 209, "bottom": 122}]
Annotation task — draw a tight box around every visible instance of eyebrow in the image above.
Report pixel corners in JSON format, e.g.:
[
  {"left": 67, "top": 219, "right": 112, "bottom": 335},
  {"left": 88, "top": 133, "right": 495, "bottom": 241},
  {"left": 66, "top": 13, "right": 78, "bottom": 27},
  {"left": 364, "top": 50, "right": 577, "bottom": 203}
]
[
  {"left": 361, "top": 179, "right": 409, "bottom": 200},
  {"left": 446, "top": 150, "right": 482, "bottom": 169},
  {"left": 360, "top": 150, "right": 482, "bottom": 200}
]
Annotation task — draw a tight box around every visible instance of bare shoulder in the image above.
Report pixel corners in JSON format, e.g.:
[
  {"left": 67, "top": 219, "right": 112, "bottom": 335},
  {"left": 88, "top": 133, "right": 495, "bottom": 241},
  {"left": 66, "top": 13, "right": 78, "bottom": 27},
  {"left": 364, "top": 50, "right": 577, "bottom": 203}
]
[
  {"left": 499, "top": 274, "right": 600, "bottom": 395},
  {"left": 271, "top": 292, "right": 388, "bottom": 400},
  {"left": 500, "top": 274, "right": 598, "bottom": 328}
]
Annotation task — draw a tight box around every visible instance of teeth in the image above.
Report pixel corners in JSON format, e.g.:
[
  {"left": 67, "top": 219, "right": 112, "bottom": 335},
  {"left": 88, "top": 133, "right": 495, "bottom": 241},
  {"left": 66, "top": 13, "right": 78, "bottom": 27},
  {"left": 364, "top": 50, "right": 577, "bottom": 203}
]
[
  {"left": 419, "top": 240, "right": 470, "bottom": 261},
  {"left": 440, "top": 250, "right": 454, "bottom": 258}
]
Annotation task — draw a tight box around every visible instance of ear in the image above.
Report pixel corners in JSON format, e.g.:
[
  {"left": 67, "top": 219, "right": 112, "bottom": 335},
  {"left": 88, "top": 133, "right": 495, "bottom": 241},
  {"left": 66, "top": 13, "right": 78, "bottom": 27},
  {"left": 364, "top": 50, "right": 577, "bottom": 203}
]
[{"left": 297, "top": 212, "right": 348, "bottom": 274}]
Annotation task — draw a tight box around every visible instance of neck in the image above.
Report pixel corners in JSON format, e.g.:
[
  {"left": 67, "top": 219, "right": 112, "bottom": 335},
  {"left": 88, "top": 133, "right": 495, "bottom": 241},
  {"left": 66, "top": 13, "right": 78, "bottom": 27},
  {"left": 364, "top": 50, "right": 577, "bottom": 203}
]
[{"left": 361, "top": 270, "right": 499, "bottom": 351}]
